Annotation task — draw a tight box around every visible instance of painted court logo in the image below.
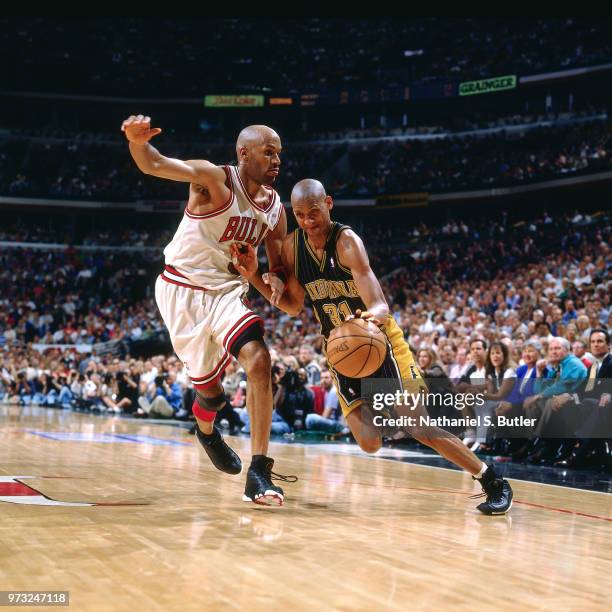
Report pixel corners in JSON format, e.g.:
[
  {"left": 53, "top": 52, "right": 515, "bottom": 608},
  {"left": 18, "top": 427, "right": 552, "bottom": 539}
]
[{"left": 0, "top": 476, "right": 146, "bottom": 507}]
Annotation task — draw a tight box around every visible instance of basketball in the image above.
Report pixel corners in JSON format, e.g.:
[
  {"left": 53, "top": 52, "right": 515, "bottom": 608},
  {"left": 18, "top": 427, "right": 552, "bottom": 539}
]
[{"left": 326, "top": 318, "right": 387, "bottom": 378}]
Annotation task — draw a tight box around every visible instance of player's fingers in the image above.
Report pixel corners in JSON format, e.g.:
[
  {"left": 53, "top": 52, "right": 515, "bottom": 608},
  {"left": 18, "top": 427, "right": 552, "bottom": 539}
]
[
  {"left": 144, "top": 116, "right": 151, "bottom": 124},
  {"left": 136, "top": 114, "right": 144, "bottom": 122},
  {"left": 354, "top": 309, "right": 362, "bottom": 318},
  {"left": 262, "top": 273, "right": 270, "bottom": 285},
  {"left": 149, "top": 128, "right": 162, "bottom": 137}
]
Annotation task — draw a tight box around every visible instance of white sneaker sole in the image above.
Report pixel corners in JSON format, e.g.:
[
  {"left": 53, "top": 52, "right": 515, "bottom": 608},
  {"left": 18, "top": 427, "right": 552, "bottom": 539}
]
[{"left": 242, "top": 491, "right": 284, "bottom": 506}]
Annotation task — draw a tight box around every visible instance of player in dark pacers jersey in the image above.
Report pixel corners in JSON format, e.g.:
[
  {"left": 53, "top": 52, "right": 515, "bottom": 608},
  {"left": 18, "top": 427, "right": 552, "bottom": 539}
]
[{"left": 232, "top": 179, "right": 513, "bottom": 515}]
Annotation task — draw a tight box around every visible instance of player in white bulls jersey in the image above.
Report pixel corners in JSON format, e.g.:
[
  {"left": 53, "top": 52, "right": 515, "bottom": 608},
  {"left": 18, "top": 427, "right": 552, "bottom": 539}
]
[{"left": 121, "top": 115, "right": 295, "bottom": 505}]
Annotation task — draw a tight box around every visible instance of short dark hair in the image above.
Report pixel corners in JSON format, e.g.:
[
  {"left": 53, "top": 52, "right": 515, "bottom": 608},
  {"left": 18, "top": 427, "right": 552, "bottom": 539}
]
[
  {"left": 589, "top": 328, "right": 610, "bottom": 345},
  {"left": 470, "top": 338, "right": 487, "bottom": 350}
]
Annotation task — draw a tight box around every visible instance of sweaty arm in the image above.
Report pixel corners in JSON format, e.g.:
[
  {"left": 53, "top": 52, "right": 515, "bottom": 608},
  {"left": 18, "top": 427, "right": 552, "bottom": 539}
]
[
  {"left": 336, "top": 230, "right": 390, "bottom": 323},
  {"left": 231, "top": 233, "right": 305, "bottom": 316},
  {"left": 121, "top": 114, "right": 228, "bottom": 204},
  {"left": 263, "top": 207, "right": 288, "bottom": 306}
]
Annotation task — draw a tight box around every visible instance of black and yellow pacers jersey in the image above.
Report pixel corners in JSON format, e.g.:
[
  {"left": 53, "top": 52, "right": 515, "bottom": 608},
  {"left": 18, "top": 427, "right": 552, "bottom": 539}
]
[{"left": 294, "top": 222, "right": 367, "bottom": 338}]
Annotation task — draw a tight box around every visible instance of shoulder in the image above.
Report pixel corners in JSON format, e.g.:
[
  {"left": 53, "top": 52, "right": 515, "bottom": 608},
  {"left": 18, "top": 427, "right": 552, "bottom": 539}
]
[
  {"left": 503, "top": 368, "right": 517, "bottom": 378},
  {"left": 336, "top": 227, "right": 368, "bottom": 264},
  {"left": 336, "top": 227, "right": 362, "bottom": 250},
  {"left": 570, "top": 355, "right": 587, "bottom": 370},
  {"left": 185, "top": 160, "right": 227, "bottom": 180}
]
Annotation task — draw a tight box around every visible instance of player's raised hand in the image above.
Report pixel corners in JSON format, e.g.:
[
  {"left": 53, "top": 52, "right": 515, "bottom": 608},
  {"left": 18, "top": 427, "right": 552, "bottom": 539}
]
[
  {"left": 121, "top": 115, "right": 162, "bottom": 144},
  {"left": 264, "top": 272, "right": 285, "bottom": 307},
  {"left": 230, "top": 243, "right": 258, "bottom": 279},
  {"left": 346, "top": 309, "right": 381, "bottom": 327}
]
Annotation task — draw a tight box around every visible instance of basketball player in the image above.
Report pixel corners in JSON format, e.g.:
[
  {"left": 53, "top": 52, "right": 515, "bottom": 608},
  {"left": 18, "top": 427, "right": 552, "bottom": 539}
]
[
  {"left": 231, "top": 179, "right": 513, "bottom": 514},
  {"left": 121, "top": 115, "right": 293, "bottom": 506}
]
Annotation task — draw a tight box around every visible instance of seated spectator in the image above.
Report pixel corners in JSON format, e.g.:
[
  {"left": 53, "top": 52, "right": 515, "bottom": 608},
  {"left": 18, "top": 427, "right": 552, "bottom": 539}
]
[
  {"left": 115, "top": 366, "right": 140, "bottom": 414},
  {"left": 448, "top": 346, "right": 470, "bottom": 380},
  {"left": 456, "top": 338, "right": 488, "bottom": 445},
  {"left": 298, "top": 344, "right": 322, "bottom": 385},
  {"left": 100, "top": 373, "right": 121, "bottom": 414},
  {"left": 277, "top": 367, "right": 314, "bottom": 432},
  {"left": 523, "top": 337, "right": 588, "bottom": 464},
  {"left": 471, "top": 341, "right": 516, "bottom": 453},
  {"left": 136, "top": 371, "right": 182, "bottom": 418},
  {"left": 552, "top": 329, "right": 612, "bottom": 468},
  {"left": 416, "top": 348, "right": 455, "bottom": 419},
  {"left": 305, "top": 369, "right": 346, "bottom": 434},
  {"left": 572, "top": 340, "right": 593, "bottom": 369}
]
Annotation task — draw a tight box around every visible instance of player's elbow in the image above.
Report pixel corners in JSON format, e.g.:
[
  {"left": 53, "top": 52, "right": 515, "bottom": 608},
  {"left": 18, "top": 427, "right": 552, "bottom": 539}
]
[{"left": 286, "top": 303, "right": 303, "bottom": 317}]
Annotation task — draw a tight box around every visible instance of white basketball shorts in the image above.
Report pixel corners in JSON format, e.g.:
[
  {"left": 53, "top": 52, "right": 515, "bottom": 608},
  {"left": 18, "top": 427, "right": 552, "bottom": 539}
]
[{"left": 155, "top": 265, "right": 263, "bottom": 389}]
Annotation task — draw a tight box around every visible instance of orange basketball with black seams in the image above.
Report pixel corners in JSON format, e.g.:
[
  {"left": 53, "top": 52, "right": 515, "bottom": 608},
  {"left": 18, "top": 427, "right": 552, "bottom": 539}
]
[{"left": 326, "top": 318, "right": 387, "bottom": 378}]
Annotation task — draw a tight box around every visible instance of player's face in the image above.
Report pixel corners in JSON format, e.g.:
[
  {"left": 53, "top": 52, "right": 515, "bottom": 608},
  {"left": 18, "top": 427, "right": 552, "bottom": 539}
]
[
  {"left": 249, "top": 137, "right": 282, "bottom": 184},
  {"left": 292, "top": 198, "right": 332, "bottom": 236}
]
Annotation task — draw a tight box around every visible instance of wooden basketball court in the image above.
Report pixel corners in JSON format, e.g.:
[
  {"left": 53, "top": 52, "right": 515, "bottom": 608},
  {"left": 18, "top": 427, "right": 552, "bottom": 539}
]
[{"left": 2, "top": 405, "right": 610, "bottom": 611}]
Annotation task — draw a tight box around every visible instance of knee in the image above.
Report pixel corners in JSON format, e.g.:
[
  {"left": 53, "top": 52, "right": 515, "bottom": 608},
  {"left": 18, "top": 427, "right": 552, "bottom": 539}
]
[
  {"left": 243, "top": 346, "right": 271, "bottom": 380},
  {"left": 358, "top": 436, "right": 382, "bottom": 454}
]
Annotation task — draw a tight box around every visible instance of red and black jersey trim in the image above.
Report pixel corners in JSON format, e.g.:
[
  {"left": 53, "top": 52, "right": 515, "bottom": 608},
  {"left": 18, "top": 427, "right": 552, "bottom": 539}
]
[
  {"left": 223, "top": 312, "right": 264, "bottom": 353},
  {"left": 160, "top": 265, "right": 209, "bottom": 291},
  {"left": 234, "top": 166, "right": 275, "bottom": 213},
  {"left": 269, "top": 195, "right": 285, "bottom": 232}
]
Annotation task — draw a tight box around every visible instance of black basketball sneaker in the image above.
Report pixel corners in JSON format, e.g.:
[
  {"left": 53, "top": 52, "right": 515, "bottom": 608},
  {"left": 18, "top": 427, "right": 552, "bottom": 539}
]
[
  {"left": 195, "top": 425, "right": 242, "bottom": 475},
  {"left": 471, "top": 465, "right": 513, "bottom": 515},
  {"left": 242, "top": 455, "right": 298, "bottom": 506}
]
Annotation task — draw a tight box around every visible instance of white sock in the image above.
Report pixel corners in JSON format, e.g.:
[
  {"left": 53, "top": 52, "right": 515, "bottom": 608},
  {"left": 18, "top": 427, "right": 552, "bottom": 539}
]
[{"left": 473, "top": 463, "right": 488, "bottom": 479}]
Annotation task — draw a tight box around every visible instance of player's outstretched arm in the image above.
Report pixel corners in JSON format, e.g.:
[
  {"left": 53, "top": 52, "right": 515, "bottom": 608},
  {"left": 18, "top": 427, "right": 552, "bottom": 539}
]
[
  {"left": 264, "top": 207, "right": 288, "bottom": 306},
  {"left": 231, "top": 237, "right": 305, "bottom": 316},
  {"left": 121, "top": 115, "right": 228, "bottom": 197},
  {"left": 336, "top": 229, "right": 390, "bottom": 324}
]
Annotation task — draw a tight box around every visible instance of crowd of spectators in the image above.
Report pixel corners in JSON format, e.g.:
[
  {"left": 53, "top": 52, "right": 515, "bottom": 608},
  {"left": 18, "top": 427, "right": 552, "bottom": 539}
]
[
  {"left": 0, "top": 247, "right": 162, "bottom": 348},
  {"left": 0, "top": 207, "right": 609, "bottom": 470},
  {"left": 2, "top": 118, "right": 610, "bottom": 201},
  {"left": 2, "top": 18, "right": 611, "bottom": 96}
]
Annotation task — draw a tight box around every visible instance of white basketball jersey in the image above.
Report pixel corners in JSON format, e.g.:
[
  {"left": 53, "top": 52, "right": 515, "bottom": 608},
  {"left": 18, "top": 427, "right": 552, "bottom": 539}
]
[{"left": 163, "top": 165, "right": 284, "bottom": 291}]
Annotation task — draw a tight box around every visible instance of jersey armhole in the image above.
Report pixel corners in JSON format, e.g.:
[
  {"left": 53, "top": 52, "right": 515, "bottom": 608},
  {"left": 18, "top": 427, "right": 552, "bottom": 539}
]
[
  {"left": 184, "top": 165, "right": 234, "bottom": 219},
  {"left": 270, "top": 195, "right": 284, "bottom": 232}
]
